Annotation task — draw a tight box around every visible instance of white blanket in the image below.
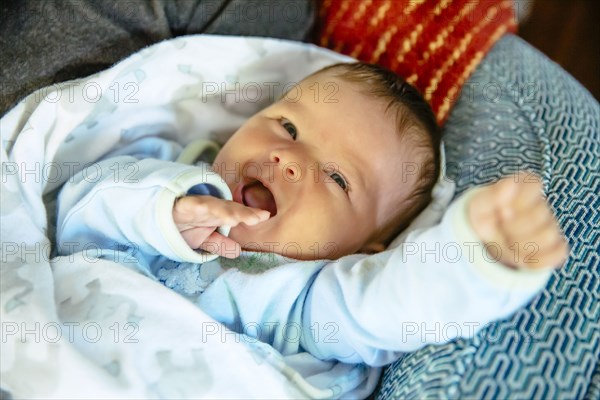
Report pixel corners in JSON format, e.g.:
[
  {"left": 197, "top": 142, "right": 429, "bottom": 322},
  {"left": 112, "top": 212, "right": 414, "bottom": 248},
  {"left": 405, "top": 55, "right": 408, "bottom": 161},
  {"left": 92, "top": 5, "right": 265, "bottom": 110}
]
[{"left": 0, "top": 35, "right": 354, "bottom": 399}]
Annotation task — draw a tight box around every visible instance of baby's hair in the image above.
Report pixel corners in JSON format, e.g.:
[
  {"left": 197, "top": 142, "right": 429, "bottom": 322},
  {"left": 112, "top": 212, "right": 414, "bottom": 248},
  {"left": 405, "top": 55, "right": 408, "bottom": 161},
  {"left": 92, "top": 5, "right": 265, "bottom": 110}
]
[{"left": 311, "top": 62, "right": 442, "bottom": 246}]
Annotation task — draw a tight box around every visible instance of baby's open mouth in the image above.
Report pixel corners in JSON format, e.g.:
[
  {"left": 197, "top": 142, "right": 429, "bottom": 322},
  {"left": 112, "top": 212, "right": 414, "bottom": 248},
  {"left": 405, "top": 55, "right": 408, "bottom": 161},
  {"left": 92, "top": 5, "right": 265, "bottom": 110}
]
[{"left": 242, "top": 180, "right": 277, "bottom": 216}]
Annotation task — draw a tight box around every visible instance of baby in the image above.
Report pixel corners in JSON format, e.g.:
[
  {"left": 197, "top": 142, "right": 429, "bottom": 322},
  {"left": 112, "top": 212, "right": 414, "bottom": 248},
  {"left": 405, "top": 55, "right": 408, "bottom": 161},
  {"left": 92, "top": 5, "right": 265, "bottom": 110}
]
[
  {"left": 171, "top": 62, "right": 568, "bottom": 268},
  {"left": 56, "top": 62, "right": 568, "bottom": 396}
]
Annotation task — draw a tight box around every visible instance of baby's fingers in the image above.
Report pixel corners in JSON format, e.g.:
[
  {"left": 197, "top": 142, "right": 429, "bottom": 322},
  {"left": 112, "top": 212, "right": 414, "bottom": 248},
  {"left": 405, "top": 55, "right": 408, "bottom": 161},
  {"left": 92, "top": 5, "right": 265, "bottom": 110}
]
[
  {"left": 498, "top": 193, "right": 569, "bottom": 269},
  {"left": 510, "top": 229, "right": 569, "bottom": 270},
  {"left": 494, "top": 172, "right": 542, "bottom": 219},
  {"left": 174, "top": 195, "right": 269, "bottom": 227},
  {"left": 500, "top": 196, "right": 555, "bottom": 242},
  {"left": 180, "top": 225, "right": 217, "bottom": 250},
  {"left": 199, "top": 231, "right": 242, "bottom": 259},
  {"left": 214, "top": 199, "right": 270, "bottom": 227}
]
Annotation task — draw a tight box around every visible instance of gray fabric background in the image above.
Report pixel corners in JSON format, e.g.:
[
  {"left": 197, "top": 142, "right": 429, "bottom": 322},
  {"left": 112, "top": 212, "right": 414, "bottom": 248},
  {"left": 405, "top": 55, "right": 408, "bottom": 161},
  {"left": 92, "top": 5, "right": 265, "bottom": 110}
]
[{"left": 0, "top": 0, "right": 316, "bottom": 116}]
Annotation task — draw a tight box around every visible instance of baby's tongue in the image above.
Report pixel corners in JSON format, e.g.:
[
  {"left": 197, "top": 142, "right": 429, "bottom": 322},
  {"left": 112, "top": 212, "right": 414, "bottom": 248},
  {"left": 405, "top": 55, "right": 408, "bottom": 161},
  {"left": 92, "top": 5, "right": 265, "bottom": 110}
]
[{"left": 242, "top": 181, "right": 277, "bottom": 216}]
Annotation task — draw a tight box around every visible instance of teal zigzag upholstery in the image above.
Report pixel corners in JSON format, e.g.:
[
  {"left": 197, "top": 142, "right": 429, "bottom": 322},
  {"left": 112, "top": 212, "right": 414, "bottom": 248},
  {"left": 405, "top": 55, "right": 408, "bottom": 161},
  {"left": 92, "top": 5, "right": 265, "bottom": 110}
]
[{"left": 377, "top": 34, "right": 599, "bottom": 399}]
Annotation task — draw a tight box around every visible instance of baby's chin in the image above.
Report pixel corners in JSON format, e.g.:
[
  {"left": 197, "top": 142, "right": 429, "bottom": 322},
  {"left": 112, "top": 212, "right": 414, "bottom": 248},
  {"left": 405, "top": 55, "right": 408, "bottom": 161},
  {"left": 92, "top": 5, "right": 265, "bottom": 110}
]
[
  {"left": 228, "top": 225, "right": 274, "bottom": 254},
  {"left": 228, "top": 225, "right": 247, "bottom": 243},
  {"left": 231, "top": 233, "right": 343, "bottom": 261},
  {"left": 228, "top": 227, "right": 302, "bottom": 260}
]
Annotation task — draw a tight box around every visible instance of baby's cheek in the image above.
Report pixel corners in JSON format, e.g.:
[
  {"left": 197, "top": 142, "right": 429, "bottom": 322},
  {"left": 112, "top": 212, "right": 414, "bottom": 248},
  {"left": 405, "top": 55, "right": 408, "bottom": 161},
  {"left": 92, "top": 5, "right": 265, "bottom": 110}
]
[
  {"left": 228, "top": 223, "right": 283, "bottom": 254},
  {"left": 227, "top": 225, "right": 249, "bottom": 247}
]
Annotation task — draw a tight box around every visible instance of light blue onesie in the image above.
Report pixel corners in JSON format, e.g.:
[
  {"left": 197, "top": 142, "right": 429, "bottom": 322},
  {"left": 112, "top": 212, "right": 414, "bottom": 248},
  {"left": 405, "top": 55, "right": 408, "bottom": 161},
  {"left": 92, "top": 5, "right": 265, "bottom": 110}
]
[{"left": 55, "top": 137, "right": 552, "bottom": 397}]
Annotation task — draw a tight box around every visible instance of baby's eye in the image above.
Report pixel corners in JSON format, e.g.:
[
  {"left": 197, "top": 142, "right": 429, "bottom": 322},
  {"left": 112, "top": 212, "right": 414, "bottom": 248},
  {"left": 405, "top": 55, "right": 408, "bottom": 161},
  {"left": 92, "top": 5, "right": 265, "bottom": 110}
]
[
  {"left": 281, "top": 119, "right": 297, "bottom": 140},
  {"left": 330, "top": 172, "right": 348, "bottom": 192}
]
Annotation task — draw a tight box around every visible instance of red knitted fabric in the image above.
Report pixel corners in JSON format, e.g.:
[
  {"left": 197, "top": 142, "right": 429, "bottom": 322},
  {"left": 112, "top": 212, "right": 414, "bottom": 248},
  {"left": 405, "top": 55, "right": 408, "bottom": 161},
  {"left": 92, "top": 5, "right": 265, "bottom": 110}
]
[{"left": 316, "top": 0, "right": 517, "bottom": 125}]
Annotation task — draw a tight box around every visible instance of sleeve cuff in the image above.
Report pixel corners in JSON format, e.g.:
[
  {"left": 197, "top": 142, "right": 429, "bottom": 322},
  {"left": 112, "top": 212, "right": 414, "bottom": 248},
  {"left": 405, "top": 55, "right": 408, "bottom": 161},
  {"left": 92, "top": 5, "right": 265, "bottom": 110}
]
[
  {"left": 156, "top": 167, "right": 232, "bottom": 263},
  {"left": 447, "top": 187, "right": 552, "bottom": 290}
]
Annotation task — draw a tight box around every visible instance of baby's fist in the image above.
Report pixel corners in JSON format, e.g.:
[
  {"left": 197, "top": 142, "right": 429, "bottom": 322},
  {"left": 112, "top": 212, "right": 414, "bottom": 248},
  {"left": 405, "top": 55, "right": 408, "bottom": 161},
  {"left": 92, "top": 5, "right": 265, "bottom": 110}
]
[{"left": 468, "top": 172, "right": 569, "bottom": 270}]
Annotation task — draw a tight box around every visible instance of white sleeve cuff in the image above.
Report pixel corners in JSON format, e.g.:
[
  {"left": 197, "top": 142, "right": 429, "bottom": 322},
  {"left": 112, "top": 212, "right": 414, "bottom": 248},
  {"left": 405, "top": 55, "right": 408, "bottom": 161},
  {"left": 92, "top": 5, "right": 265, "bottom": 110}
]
[
  {"left": 156, "top": 167, "right": 232, "bottom": 263},
  {"left": 448, "top": 187, "right": 552, "bottom": 290}
]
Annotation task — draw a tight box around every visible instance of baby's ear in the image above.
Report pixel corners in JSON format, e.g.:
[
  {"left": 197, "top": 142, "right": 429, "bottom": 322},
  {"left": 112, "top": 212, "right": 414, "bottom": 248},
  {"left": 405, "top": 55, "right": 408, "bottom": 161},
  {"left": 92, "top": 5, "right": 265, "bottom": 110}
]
[{"left": 360, "top": 242, "right": 386, "bottom": 255}]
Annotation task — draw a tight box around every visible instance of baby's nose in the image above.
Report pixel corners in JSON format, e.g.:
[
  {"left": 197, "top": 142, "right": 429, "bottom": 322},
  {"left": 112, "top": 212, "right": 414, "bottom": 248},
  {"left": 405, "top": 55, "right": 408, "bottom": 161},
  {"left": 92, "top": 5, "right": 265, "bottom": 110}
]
[{"left": 271, "top": 151, "right": 303, "bottom": 182}]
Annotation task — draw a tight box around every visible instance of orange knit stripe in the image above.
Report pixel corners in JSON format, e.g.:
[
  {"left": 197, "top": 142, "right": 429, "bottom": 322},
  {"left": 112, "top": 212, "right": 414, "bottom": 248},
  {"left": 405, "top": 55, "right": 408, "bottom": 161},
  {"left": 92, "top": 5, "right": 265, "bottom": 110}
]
[
  {"left": 370, "top": 25, "right": 398, "bottom": 63},
  {"left": 320, "top": 0, "right": 351, "bottom": 47},
  {"left": 356, "top": 0, "right": 402, "bottom": 61},
  {"left": 369, "top": 0, "right": 392, "bottom": 27},
  {"left": 419, "top": 1, "right": 475, "bottom": 65},
  {"left": 392, "top": 0, "right": 457, "bottom": 84},
  {"left": 350, "top": 0, "right": 374, "bottom": 29},
  {"left": 397, "top": 2, "right": 460, "bottom": 85},
  {"left": 316, "top": 0, "right": 516, "bottom": 124},
  {"left": 348, "top": 0, "right": 377, "bottom": 57},
  {"left": 387, "top": 1, "right": 435, "bottom": 71},
  {"left": 423, "top": 2, "right": 503, "bottom": 102},
  {"left": 434, "top": 1, "right": 516, "bottom": 117},
  {"left": 433, "top": 4, "right": 516, "bottom": 121},
  {"left": 319, "top": 0, "right": 334, "bottom": 19},
  {"left": 413, "top": 0, "right": 477, "bottom": 93}
]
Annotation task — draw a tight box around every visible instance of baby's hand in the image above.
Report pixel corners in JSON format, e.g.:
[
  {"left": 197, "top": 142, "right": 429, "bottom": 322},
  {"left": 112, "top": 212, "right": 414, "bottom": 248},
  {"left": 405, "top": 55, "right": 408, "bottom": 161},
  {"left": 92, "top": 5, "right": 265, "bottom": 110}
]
[
  {"left": 173, "top": 196, "right": 270, "bottom": 258},
  {"left": 468, "top": 172, "right": 569, "bottom": 270}
]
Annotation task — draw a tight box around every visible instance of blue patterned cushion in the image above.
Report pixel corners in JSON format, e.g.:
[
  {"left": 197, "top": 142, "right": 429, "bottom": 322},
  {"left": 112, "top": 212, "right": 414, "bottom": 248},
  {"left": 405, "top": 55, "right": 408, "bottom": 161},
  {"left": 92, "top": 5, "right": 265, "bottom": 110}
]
[{"left": 377, "top": 34, "right": 600, "bottom": 399}]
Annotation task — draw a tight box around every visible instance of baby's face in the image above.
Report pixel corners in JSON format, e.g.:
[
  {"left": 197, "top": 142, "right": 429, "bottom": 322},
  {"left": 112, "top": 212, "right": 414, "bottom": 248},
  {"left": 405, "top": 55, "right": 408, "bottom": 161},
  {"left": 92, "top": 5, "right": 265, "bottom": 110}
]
[{"left": 213, "top": 72, "right": 418, "bottom": 260}]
